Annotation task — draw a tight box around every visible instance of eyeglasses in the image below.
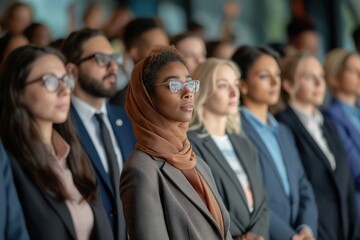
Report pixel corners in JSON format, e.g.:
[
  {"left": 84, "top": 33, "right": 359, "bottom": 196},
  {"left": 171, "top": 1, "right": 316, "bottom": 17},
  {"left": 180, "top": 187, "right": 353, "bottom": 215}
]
[
  {"left": 153, "top": 79, "right": 200, "bottom": 94},
  {"left": 75, "top": 53, "right": 123, "bottom": 67},
  {"left": 26, "top": 73, "right": 76, "bottom": 92}
]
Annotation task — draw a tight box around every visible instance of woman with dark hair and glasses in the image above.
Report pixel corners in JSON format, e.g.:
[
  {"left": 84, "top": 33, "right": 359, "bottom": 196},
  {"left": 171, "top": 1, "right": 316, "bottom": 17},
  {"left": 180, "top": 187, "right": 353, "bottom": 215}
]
[
  {"left": 0, "top": 45, "right": 113, "bottom": 240},
  {"left": 121, "top": 45, "right": 232, "bottom": 240}
]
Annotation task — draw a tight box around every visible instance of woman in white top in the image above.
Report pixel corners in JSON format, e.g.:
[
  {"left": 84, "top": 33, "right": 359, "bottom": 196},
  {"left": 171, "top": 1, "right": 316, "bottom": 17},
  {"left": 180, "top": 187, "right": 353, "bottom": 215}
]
[{"left": 188, "top": 58, "right": 268, "bottom": 240}]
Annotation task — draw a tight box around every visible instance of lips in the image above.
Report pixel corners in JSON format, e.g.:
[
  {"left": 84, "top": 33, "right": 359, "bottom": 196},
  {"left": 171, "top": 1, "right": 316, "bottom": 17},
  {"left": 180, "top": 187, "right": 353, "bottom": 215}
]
[
  {"left": 181, "top": 102, "right": 193, "bottom": 111},
  {"left": 103, "top": 73, "right": 117, "bottom": 83}
]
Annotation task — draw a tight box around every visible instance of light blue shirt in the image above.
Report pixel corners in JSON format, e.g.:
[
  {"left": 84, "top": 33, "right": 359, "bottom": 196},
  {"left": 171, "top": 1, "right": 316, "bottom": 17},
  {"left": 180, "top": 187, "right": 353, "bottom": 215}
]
[
  {"left": 242, "top": 107, "right": 291, "bottom": 197},
  {"left": 72, "top": 97, "right": 123, "bottom": 173},
  {"left": 339, "top": 100, "right": 360, "bottom": 133}
]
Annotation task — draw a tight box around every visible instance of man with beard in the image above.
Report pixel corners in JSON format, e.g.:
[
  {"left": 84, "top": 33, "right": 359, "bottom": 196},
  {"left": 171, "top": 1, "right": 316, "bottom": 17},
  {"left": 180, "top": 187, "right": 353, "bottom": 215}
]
[{"left": 61, "top": 28, "right": 136, "bottom": 240}]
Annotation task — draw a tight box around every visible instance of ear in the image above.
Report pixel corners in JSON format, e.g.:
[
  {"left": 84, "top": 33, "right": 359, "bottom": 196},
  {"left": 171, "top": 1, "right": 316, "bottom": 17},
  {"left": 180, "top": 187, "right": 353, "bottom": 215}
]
[
  {"left": 282, "top": 78, "right": 292, "bottom": 94},
  {"left": 66, "top": 63, "right": 78, "bottom": 78},
  {"left": 239, "top": 80, "right": 248, "bottom": 95},
  {"left": 128, "top": 47, "right": 139, "bottom": 63}
]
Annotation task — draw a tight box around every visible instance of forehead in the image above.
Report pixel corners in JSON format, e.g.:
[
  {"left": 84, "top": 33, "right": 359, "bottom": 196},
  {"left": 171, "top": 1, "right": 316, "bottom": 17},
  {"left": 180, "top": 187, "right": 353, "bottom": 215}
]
[
  {"left": 345, "top": 54, "right": 360, "bottom": 67},
  {"left": 81, "top": 35, "right": 113, "bottom": 56},
  {"left": 251, "top": 54, "right": 279, "bottom": 70},
  {"left": 176, "top": 37, "right": 204, "bottom": 51},
  {"left": 297, "top": 56, "right": 321, "bottom": 72},
  {"left": 156, "top": 61, "right": 189, "bottom": 80},
  {"left": 140, "top": 28, "right": 168, "bottom": 46},
  {"left": 27, "top": 54, "right": 65, "bottom": 80},
  {"left": 216, "top": 64, "right": 238, "bottom": 79}
]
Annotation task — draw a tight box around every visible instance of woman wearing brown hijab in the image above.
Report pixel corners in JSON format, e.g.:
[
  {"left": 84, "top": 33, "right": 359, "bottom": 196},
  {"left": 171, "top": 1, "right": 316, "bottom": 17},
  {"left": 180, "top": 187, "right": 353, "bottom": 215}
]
[{"left": 120, "top": 45, "right": 232, "bottom": 240}]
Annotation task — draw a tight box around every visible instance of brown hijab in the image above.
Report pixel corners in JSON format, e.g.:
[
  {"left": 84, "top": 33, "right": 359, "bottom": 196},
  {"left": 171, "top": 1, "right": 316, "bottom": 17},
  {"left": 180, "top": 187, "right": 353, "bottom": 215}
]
[{"left": 125, "top": 53, "right": 224, "bottom": 236}]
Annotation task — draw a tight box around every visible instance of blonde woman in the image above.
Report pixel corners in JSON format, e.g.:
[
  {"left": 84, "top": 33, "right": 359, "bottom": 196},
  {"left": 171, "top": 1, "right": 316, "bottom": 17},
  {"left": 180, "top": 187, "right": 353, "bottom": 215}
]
[
  {"left": 188, "top": 58, "right": 268, "bottom": 240},
  {"left": 277, "top": 51, "right": 360, "bottom": 240}
]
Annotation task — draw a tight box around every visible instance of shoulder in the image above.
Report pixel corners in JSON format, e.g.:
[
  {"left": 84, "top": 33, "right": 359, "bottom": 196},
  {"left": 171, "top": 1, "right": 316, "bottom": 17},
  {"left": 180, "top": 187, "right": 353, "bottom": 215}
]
[
  {"left": 122, "top": 150, "right": 165, "bottom": 175},
  {"left": 187, "top": 129, "right": 207, "bottom": 144}
]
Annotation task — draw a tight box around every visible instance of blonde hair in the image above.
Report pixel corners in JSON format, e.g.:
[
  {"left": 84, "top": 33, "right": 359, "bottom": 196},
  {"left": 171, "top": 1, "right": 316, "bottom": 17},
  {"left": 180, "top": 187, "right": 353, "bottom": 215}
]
[
  {"left": 189, "top": 58, "right": 241, "bottom": 134},
  {"left": 323, "top": 48, "right": 355, "bottom": 93}
]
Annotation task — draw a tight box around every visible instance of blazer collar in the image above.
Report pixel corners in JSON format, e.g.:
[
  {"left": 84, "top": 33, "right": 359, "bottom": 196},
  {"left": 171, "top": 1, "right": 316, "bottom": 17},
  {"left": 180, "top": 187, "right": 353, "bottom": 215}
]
[
  {"left": 161, "top": 159, "right": 229, "bottom": 238},
  {"left": 70, "top": 104, "right": 114, "bottom": 195},
  {"left": 42, "top": 193, "right": 77, "bottom": 239}
]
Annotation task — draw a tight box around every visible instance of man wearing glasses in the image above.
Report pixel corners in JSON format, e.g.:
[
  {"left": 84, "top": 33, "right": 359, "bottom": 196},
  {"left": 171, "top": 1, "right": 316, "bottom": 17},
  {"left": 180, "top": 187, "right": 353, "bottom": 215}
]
[{"left": 61, "top": 28, "right": 136, "bottom": 240}]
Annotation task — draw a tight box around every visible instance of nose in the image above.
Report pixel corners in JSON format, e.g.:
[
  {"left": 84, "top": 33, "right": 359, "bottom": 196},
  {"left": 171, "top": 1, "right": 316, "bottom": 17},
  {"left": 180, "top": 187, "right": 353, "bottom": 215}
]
[
  {"left": 271, "top": 74, "right": 280, "bottom": 86},
  {"left": 58, "top": 81, "right": 71, "bottom": 96},
  {"left": 107, "top": 58, "right": 119, "bottom": 72},
  {"left": 182, "top": 85, "right": 193, "bottom": 99}
]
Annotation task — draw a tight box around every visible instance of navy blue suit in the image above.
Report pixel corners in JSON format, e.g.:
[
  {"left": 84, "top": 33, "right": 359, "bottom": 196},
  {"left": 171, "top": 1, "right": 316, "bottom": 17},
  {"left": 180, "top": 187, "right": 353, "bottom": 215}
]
[
  {"left": 70, "top": 103, "right": 136, "bottom": 240},
  {"left": 323, "top": 98, "right": 360, "bottom": 217},
  {"left": 277, "top": 106, "right": 360, "bottom": 240},
  {"left": 241, "top": 113, "right": 318, "bottom": 240},
  {"left": 0, "top": 141, "right": 29, "bottom": 240}
]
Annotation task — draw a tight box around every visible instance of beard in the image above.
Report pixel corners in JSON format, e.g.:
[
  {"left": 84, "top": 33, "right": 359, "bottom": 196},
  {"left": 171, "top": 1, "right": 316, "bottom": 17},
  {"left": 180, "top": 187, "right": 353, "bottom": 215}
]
[{"left": 78, "top": 72, "right": 118, "bottom": 98}]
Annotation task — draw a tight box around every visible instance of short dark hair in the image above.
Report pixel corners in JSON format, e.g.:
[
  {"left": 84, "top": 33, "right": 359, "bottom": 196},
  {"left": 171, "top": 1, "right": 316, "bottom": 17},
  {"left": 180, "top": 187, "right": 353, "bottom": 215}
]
[
  {"left": 123, "top": 18, "right": 162, "bottom": 51},
  {"left": 170, "top": 31, "right": 203, "bottom": 47},
  {"left": 61, "top": 27, "right": 105, "bottom": 63},
  {"left": 232, "top": 45, "right": 280, "bottom": 81},
  {"left": 142, "top": 45, "right": 187, "bottom": 93},
  {"left": 287, "top": 17, "right": 316, "bottom": 41},
  {"left": 23, "top": 22, "right": 43, "bottom": 42}
]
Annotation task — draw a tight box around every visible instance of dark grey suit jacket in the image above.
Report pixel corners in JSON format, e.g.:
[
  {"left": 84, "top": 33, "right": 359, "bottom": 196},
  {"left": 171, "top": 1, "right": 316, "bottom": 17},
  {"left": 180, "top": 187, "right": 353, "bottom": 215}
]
[
  {"left": 120, "top": 150, "right": 233, "bottom": 240},
  {"left": 188, "top": 129, "right": 269, "bottom": 239},
  {"left": 9, "top": 155, "right": 114, "bottom": 240}
]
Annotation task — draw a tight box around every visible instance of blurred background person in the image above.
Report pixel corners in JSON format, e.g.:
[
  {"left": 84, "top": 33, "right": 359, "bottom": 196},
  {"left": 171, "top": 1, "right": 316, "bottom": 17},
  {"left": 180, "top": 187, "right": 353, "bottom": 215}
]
[
  {"left": 277, "top": 51, "right": 360, "bottom": 239},
  {"left": 23, "top": 22, "right": 52, "bottom": 46},
  {"left": 323, "top": 48, "right": 360, "bottom": 218},
  {"left": 206, "top": 40, "right": 236, "bottom": 59},
  {"left": 0, "top": 33, "right": 28, "bottom": 65},
  {"left": 0, "top": 2, "right": 32, "bottom": 35}
]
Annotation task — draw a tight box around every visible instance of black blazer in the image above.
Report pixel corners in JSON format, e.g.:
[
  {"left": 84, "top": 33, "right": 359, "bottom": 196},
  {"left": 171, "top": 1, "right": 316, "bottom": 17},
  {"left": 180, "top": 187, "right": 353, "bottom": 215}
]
[
  {"left": 9, "top": 155, "right": 114, "bottom": 240},
  {"left": 277, "top": 106, "right": 360, "bottom": 240},
  {"left": 188, "top": 128, "right": 269, "bottom": 239}
]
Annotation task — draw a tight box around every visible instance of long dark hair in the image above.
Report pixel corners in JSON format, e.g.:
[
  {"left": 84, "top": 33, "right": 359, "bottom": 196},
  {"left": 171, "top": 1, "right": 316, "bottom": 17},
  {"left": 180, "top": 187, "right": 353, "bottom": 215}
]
[{"left": 0, "top": 45, "right": 97, "bottom": 202}]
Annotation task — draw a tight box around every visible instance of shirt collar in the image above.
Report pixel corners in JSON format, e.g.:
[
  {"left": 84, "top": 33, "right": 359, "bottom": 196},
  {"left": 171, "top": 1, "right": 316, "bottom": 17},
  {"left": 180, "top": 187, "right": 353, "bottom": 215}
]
[
  {"left": 290, "top": 103, "right": 323, "bottom": 126},
  {"left": 339, "top": 100, "right": 360, "bottom": 117},
  {"left": 51, "top": 130, "right": 70, "bottom": 168},
  {"left": 241, "top": 107, "right": 279, "bottom": 132},
  {"left": 72, "top": 96, "right": 107, "bottom": 121}
]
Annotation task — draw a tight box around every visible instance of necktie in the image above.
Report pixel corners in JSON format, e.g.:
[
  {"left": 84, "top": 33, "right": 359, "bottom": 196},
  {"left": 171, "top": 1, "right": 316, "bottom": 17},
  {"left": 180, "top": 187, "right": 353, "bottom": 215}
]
[{"left": 94, "top": 113, "right": 120, "bottom": 188}]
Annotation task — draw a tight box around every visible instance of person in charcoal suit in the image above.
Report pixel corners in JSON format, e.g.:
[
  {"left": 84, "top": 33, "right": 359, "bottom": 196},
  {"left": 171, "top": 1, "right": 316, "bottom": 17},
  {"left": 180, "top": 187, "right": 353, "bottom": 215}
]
[
  {"left": 276, "top": 51, "right": 360, "bottom": 239},
  {"left": 188, "top": 58, "right": 269, "bottom": 240},
  {"left": 61, "top": 28, "right": 136, "bottom": 240},
  {"left": 0, "top": 45, "right": 113, "bottom": 240},
  {"left": 232, "top": 45, "right": 318, "bottom": 240}
]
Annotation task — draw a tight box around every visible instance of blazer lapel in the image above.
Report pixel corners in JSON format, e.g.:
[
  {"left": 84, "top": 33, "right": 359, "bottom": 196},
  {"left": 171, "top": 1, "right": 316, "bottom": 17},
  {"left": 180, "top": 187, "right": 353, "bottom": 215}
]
[
  {"left": 42, "top": 193, "right": 76, "bottom": 239},
  {"left": 284, "top": 107, "right": 334, "bottom": 172},
  {"left": 241, "top": 115, "right": 288, "bottom": 198},
  {"left": 202, "top": 136, "right": 249, "bottom": 207},
  {"left": 70, "top": 105, "right": 114, "bottom": 196},
  {"left": 161, "top": 161, "right": 226, "bottom": 237}
]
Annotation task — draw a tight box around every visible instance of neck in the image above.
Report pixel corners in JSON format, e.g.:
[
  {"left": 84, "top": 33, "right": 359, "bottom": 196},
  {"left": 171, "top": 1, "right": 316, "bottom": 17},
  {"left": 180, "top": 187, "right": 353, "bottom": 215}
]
[
  {"left": 243, "top": 100, "right": 269, "bottom": 123},
  {"left": 203, "top": 110, "right": 227, "bottom": 136},
  {"left": 73, "top": 88, "right": 104, "bottom": 110},
  {"left": 36, "top": 121, "right": 53, "bottom": 146},
  {"left": 335, "top": 91, "right": 357, "bottom": 106},
  {"left": 289, "top": 100, "right": 315, "bottom": 115}
]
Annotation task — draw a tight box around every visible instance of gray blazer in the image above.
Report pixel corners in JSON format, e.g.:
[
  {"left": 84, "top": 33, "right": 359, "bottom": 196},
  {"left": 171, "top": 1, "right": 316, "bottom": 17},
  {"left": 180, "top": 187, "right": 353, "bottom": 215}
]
[
  {"left": 188, "top": 129, "right": 269, "bottom": 239},
  {"left": 120, "top": 150, "right": 232, "bottom": 240}
]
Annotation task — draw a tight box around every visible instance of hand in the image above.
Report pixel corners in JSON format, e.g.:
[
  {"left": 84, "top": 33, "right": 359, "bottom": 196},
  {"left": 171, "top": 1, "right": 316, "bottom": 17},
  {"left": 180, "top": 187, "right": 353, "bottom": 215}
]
[
  {"left": 292, "top": 234, "right": 302, "bottom": 240},
  {"left": 298, "top": 227, "right": 315, "bottom": 240},
  {"left": 234, "top": 232, "right": 264, "bottom": 240}
]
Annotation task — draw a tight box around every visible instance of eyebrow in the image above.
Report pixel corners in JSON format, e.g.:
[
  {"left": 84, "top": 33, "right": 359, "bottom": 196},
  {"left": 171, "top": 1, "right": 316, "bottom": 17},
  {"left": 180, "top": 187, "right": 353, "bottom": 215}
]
[{"left": 163, "top": 75, "right": 192, "bottom": 82}]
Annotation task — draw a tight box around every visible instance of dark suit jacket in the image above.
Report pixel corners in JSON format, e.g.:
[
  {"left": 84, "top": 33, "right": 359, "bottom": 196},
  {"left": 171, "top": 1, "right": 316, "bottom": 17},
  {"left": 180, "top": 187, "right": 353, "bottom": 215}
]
[
  {"left": 8, "top": 154, "right": 114, "bottom": 240},
  {"left": 323, "top": 98, "right": 360, "bottom": 217},
  {"left": 0, "top": 142, "right": 29, "bottom": 240},
  {"left": 120, "top": 150, "right": 233, "bottom": 240},
  {"left": 187, "top": 128, "right": 269, "bottom": 239},
  {"left": 277, "top": 106, "right": 360, "bottom": 240},
  {"left": 241, "top": 113, "right": 318, "bottom": 240},
  {"left": 70, "top": 102, "right": 136, "bottom": 240}
]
